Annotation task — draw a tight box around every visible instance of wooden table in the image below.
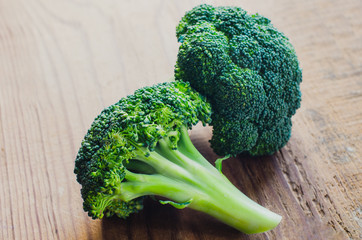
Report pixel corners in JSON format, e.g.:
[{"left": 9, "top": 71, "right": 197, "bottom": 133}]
[{"left": 1, "top": 0, "right": 361, "bottom": 239}]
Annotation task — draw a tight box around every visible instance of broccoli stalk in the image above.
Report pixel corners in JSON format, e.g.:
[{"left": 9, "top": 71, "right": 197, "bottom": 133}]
[{"left": 74, "top": 82, "right": 281, "bottom": 234}]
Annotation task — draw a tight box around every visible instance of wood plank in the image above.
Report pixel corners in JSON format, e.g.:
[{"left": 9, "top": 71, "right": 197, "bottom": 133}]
[{"left": 0, "top": 0, "right": 361, "bottom": 239}]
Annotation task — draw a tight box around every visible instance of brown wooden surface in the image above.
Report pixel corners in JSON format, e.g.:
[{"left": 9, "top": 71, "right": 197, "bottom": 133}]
[{"left": 0, "top": 0, "right": 361, "bottom": 239}]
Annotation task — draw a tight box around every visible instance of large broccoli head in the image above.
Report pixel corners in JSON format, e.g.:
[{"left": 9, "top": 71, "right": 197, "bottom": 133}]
[
  {"left": 175, "top": 4, "right": 302, "bottom": 156},
  {"left": 74, "top": 81, "right": 282, "bottom": 233},
  {"left": 74, "top": 81, "right": 211, "bottom": 219}
]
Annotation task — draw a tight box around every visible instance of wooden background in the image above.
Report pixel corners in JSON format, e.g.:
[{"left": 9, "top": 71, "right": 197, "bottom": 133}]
[{"left": 0, "top": 0, "right": 361, "bottom": 239}]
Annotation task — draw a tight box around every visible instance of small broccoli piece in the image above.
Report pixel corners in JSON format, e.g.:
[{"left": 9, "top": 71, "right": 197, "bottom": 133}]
[
  {"left": 175, "top": 4, "right": 302, "bottom": 156},
  {"left": 74, "top": 81, "right": 281, "bottom": 234}
]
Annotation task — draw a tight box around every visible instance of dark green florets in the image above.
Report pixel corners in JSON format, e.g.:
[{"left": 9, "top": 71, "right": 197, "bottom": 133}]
[
  {"left": 74, "top": 81, "right": 211, "bottom": 219},
  {"left": 175, "top": 4, "right": 302, "bottom": 156}
]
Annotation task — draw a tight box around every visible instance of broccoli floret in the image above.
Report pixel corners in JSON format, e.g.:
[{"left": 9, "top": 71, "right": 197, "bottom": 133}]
[
  {"left": 175, "top": 4, "right": 302, "bottom": 156},
  {"left": 74, "top": 81, "right": 281, "bottom": 234}
]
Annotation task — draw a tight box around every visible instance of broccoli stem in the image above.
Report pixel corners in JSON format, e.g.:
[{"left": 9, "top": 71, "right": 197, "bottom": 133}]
[
  {"left": 121, "top": 170, "right": 201, "bottom": 203},
  {"left": 118, "top": 125, "right": 281, "bottom": 234},
  {"left": 176, "top": 125, "right": 219, "bottom": 172}
]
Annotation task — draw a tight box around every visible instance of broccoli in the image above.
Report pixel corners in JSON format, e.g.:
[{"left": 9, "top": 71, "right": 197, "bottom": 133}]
[
  {"left": 175, "top": 4, "right": 302, "bottom": 156},
  {"left": 74, "top": 81, "right": 281, "bottom": 234}
]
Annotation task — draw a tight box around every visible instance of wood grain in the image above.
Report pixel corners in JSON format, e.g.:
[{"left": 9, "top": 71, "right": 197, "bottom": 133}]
[{"left": 0, "top": 0, "right": 361, "bottom": 239}]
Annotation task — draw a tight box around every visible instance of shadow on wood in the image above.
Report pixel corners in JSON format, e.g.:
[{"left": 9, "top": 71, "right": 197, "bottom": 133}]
[{"left": 101, "top": 197, "right": 247, "bottom": 240}]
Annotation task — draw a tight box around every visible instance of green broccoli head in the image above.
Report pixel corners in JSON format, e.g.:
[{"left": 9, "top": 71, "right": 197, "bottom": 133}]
[
  {"left": 74, "top": 81, "right": 211, "bottom": 219},
  {"left": 74, "top": 81, "right": 282, "bottom": 234},
  {"left": 175, "top": 4, "right": 302, "bottom": 156}
]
